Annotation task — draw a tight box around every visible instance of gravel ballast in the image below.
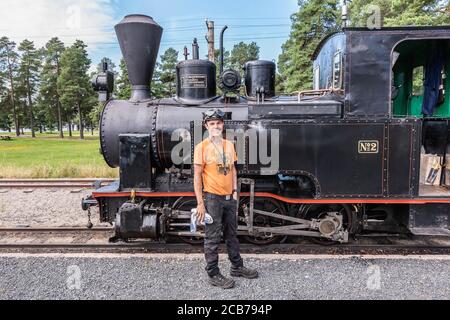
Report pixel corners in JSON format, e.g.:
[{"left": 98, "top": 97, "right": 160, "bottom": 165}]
[
  {"left": 0, "top": 189, "right": 101, "bottom": 227},
  {"left": 0, "top": 254, "right": 449, "bottom": 300}
]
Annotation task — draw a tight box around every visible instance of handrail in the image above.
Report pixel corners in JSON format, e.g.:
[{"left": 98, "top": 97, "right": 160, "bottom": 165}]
[{"left": 298, "top": 89, "right": 344, "bottom": 102}]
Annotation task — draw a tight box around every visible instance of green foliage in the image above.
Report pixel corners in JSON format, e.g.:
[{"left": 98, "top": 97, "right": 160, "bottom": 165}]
[
  {"left": 0, "top": 50, "right": 9, "bottom": 131},
  {"left": 18, "top": 39, "right": 41, "bottom": 137},
  {"left": 0, "top": 95, "right": 12, "bottom": 131},
  {"left": 57, "top": 40, "right": 95, "bottom": 139},
  {"left": 0, "top": 37, "right": 21, "bottom": 136},
  {"left": 151, "top": 61, "right": 165, "bottom": 99},
  {"left": 115, "top": 58, "right": 131, "bottom": 100},
  {"left": 39, "top": 37, "right": 65, "bottom": 137},
  {"left": 88, "top": 102, "right": 103, "bottom": 130},
  {"left": 214, "top": 48, "right": 231, "bottom": 71},
  {"left": 229, "top": 42, "right": 260, "bottom": 74},
  {"left": 277, "top": 0, "right": 341, "bottom": 94},
  {"left": 157, "top": 47, "right": 179, "bottom": 97},
  {"left": 348, "top": 0, "right": 450, "bottom": 27},
  {"left": 18, "top": 40, "right": 40, "bottom": 94}
]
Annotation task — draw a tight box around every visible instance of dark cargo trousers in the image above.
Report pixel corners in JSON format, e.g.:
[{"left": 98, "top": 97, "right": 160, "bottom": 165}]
[{"left": 204, "top": 192, "right": 244, "bottom": 277}]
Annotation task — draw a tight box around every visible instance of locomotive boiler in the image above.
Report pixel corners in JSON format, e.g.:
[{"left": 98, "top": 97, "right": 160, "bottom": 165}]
[{"left": 84, "top": 14, "right": 450, "bottom": 244}]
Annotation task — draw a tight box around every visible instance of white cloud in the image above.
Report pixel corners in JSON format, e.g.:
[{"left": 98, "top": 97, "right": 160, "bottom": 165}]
[{"left": 0, "top": 0, "right": 117, "bottom": 51}]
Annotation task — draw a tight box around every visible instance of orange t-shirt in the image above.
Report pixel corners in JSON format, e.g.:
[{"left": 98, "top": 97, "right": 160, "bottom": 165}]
[{"left": 194, "top": 138, "right": 237, "bottom": 195}]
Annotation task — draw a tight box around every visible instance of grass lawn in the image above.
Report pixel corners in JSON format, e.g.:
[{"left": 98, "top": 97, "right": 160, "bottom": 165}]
[{"left": 0, "top": 132, "right": 118, "bottom": 178}]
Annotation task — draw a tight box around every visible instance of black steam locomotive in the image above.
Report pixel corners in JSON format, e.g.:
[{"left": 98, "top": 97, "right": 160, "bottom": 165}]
[{"left": 84, "top": 14, "right": 450, "bottom": 244}]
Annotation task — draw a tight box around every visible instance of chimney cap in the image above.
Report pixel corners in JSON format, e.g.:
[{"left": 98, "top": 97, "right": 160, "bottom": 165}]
[{"left": 120, "top": 14, "right": 156, "bottom": 23}]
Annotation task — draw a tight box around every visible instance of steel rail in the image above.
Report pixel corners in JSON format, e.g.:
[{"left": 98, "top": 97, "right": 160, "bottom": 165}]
[
  {"left": 0, "top": 227, "right": 448, "bottom": 254},
  {"left": 0, "top": 179, "right": 115, "bottom": 183},
  {"left": 0, "top": 243, "right": 449, "bottom": 254},
  {"left": 0, "top": 227, "right": 113, "bottom": 232},
  {"left": 0, "top": 179, "right": 115, "bottom": 189},
  {"left": 0, "top": 228, "right": 448, "bottom": 253}
]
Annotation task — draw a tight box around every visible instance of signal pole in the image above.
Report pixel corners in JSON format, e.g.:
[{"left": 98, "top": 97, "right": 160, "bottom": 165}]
[
  {"left": 342, "top": 0, "right": 350, "bottom": 28},
  {"left": 205, "top": 20, "right": 215, "bottom": 62}
]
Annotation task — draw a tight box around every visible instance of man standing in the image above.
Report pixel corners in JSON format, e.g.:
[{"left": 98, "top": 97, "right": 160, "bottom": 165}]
[{"left": 194, "top": 108, "right": 258, "bottom": 289}]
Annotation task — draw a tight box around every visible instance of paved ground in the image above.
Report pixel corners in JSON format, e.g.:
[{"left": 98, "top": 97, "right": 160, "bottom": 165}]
[{"left": 0, "top": 253, "right": 449, "bottom": 300}]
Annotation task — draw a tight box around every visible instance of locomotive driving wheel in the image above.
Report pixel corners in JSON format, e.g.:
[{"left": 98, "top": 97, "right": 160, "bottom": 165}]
[
  {"left": 294, "top": 203, "right": 353, "bottom": 245},
  {"left": 172, "top": 197, "right": 204, "bottom": 245},
  {"left": 238, "top": 197, "right": 287, "bottom": 245}
]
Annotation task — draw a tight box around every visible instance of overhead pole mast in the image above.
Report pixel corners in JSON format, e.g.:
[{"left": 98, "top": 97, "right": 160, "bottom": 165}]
[
  {"left": 342, "top": 0, "right": 350, "bottom": 28},
  {"left": 205, "top": 20, "right": 215, "bottom": 62}
]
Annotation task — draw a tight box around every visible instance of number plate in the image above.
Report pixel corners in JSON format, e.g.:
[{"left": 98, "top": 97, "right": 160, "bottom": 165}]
[
  {"left": 358, "top": 140, "right": 379, "bottom": 154},
  {"left": 181, "top": 74, "right": 207, "bottom": 88}
]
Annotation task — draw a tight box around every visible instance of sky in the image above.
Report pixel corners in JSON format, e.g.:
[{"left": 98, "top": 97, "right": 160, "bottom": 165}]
[{"left": 0, "top": 0, "right": 300, "bottom": 73}]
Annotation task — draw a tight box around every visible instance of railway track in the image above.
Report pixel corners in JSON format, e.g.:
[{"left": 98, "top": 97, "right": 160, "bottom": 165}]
[
  {"left": 0, "top": 179, "right": 115, "bottom": 189},
  {"left": 1, "top": 227, "right": 450, "bottom": 254}
]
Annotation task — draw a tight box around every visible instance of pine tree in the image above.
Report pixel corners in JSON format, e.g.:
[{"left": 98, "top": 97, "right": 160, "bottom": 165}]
[
  {"left": 158, "top": 48, "right": 179, "bottom": 96},
  {"left": 214, "top": 48, "right": 231, "bottom": 71},
  {"left": 40, "top": 37, "right": 65, "bottom": 138},
  {"left": 277, "top": 0, "right": 341, "bottom": 93},
  {"left": 18, "top": 39, "right": 41, "bottom": 138},
  {"left": 348, "top": 0, "right": 450, "bottom": 27},
  {"left": 0, "top": 58, "right": 8, "bottom": 131},
  {"left": 0, "top": 86, "right": 13, "bottom": 132},
  {"left": 151, "top": 61, "right": 165, "bottom": 99},
  {"left": 58, "top": 40, "right": 93, "bottom": 140},
  {"left": 116, "top": 58, "right": 131, "bottom": 100},
  {"left": 0, "top": 37, "right": 20, "bottom": 136},
  {"left": 229, "top": 42, "right": 260, "bottom": 75}
]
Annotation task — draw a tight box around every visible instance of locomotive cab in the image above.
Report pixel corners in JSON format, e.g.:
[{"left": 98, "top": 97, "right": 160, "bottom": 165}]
[
  {"left": 392, "top": 39, "right": 450, "bottom": 118},
  {"left": 391, "top": 39, "right": 450, "bottom": 196}
]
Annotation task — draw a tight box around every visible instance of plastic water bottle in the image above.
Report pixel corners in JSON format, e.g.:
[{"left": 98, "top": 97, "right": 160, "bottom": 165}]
[
  {"left": 190, "top": 210, "right": 197, "bottom": 233},
  {"left": 190, "top": 208, "right": 213, "bottom": 233}
]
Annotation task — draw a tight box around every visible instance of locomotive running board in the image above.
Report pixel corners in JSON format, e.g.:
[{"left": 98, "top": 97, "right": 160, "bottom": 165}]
[{"left": 92, "top": 191, "right": 450, "bottom": 204}]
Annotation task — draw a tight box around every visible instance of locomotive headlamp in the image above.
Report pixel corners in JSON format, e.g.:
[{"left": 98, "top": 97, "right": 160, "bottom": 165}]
[
  {"left": 219, "top": 69, "right": 241, "bottom": 93},
  {"left": 91, "top": 60, "right": 114, "bottom": 102}
]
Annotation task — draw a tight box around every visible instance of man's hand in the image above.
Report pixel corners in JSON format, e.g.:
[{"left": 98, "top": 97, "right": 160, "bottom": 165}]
[
  {"left": 194, "top": 163, "right": 205, "bottom": 223},
  {"left": 197, "top": 202, "right": 206, "bottom": 223},
  {"left": 232, "top": 191, "right": 238, "bottom": 201}
]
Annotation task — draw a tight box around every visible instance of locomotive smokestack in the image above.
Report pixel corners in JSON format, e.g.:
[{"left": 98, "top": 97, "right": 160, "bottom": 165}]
[{"left": 115, "top": 14, "right": 163, "bottom": 101}]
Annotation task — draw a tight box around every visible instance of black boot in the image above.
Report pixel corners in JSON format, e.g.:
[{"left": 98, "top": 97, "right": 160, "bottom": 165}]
[
  {"left": 208, "top": 273, "right": 235, "bottom": 289},
  {"left": 230, "top": 266, "right": 259, "bottom": 279}
]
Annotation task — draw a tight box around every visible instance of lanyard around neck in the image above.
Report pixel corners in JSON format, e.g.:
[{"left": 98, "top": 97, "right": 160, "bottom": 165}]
[{"left": 209, "top": 138, "right": 226, "bottom": 165}]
